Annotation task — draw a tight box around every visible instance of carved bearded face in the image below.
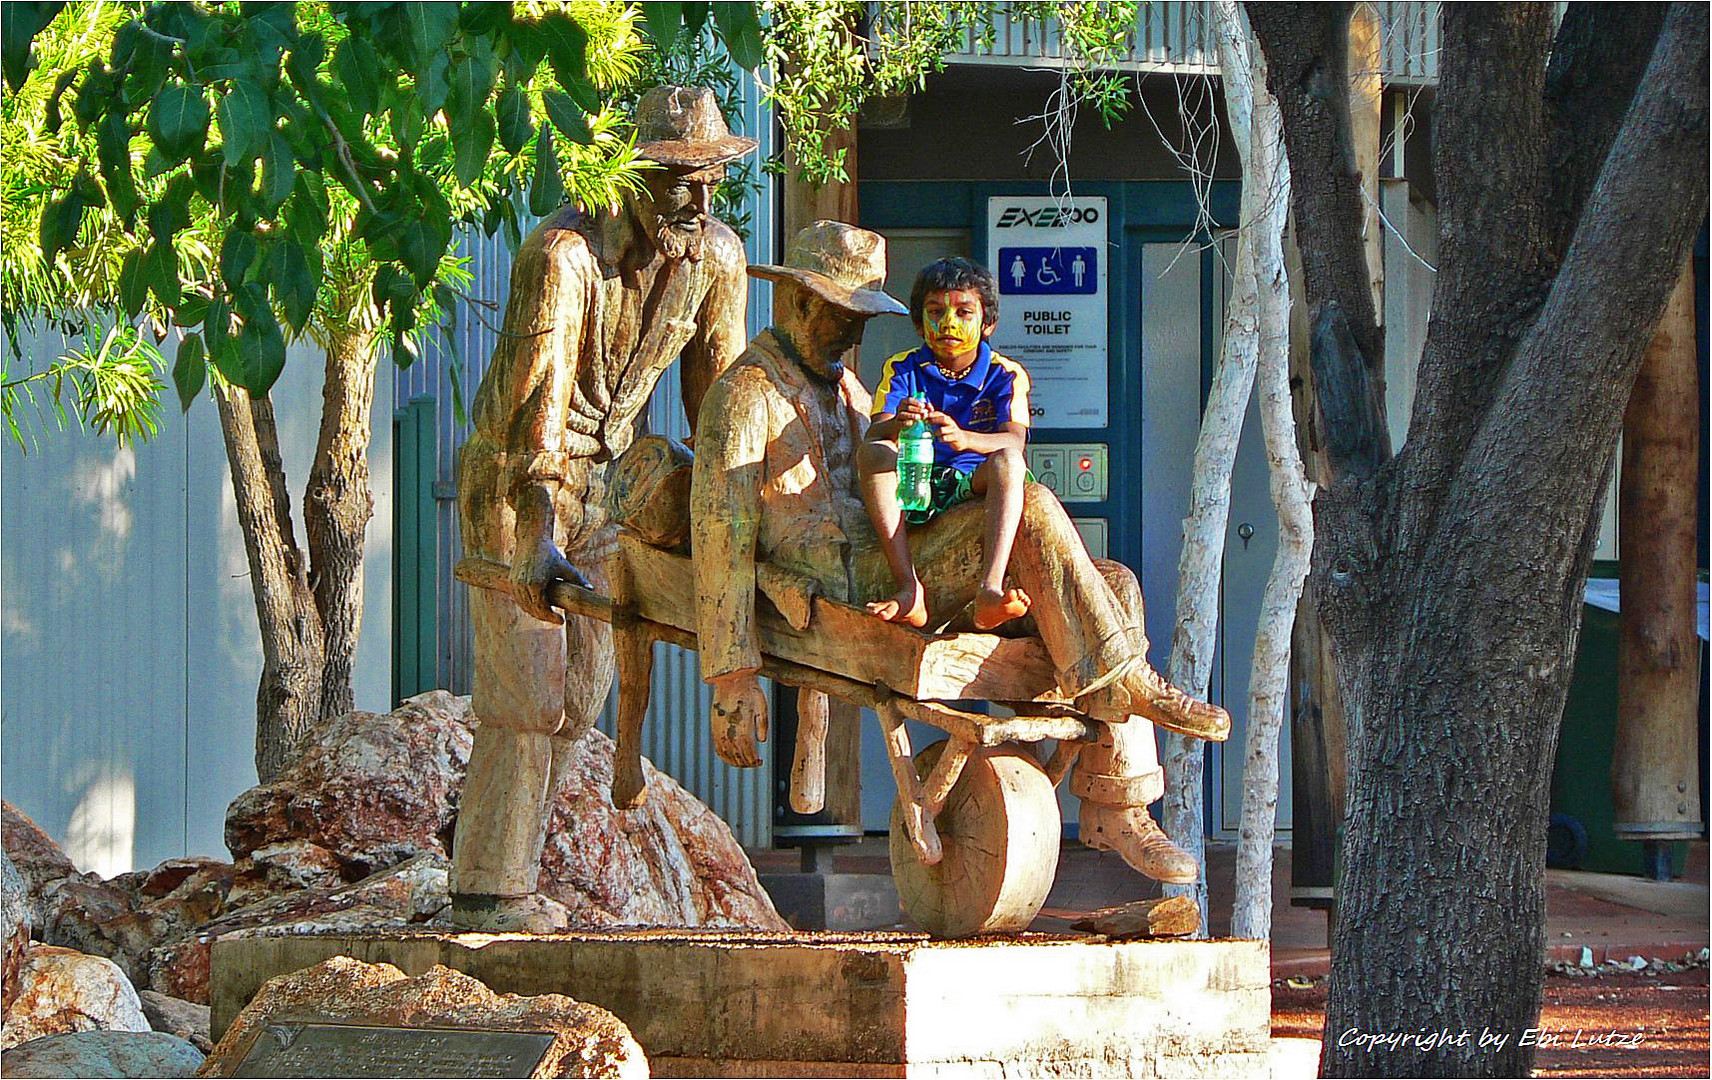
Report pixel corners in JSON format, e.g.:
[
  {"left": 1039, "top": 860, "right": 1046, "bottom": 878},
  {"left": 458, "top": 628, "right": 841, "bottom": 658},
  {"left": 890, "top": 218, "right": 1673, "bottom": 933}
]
[{"left": 639, "top": 165, "right": 719, "bottom": 261}]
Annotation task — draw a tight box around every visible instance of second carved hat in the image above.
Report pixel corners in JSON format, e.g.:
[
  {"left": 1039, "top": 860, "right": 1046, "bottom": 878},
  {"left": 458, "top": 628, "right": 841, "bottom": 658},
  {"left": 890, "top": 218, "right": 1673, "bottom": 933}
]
[{"left": 747, "top": 221, "right": 909, "bottom": 316}]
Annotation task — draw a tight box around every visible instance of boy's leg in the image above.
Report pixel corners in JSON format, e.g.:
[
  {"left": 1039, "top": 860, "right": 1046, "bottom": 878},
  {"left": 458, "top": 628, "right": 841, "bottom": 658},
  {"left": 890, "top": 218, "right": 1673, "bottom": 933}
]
[
  {"left": 857, "top": 439, "right": 927, "bottom": 626},
  {"left": 967, "top": 447, "right": 1032, "bottom": 630}
]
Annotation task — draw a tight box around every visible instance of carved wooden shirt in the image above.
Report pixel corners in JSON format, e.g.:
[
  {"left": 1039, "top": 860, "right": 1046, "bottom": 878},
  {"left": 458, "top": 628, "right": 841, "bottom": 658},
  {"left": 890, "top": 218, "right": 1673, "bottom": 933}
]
[
  {"left": 462, "top": 204, "right": 747, "bottom": 557},
  {"left": 691, "top": 330, "right": 874, "bottom": 680}
]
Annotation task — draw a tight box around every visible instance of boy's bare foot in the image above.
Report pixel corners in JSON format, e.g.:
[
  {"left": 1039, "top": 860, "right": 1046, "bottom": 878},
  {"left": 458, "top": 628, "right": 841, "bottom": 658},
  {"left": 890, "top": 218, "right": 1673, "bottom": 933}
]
[
  {"left": 866, "top": 578, "right": 928, "bottom": 627},
  {"left": 970, "top": 586, "right": 1031, "bottom": 630}
]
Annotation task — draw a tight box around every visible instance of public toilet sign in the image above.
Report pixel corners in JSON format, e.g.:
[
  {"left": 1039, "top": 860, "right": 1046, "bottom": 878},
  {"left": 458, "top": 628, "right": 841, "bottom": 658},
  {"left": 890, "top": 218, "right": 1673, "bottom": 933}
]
[{"left": 987, "top": 196, "right": 1109, "bottom": 428}]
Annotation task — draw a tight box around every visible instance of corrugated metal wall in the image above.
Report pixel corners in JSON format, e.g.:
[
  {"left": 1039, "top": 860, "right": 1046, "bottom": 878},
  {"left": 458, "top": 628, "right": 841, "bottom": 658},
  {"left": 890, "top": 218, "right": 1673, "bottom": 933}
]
[
  {"left": 395, "top": 74, "right": 779, "bottom": 846},
  {"left": 1, "top": 326, "right": 394, "bottom": 873}
]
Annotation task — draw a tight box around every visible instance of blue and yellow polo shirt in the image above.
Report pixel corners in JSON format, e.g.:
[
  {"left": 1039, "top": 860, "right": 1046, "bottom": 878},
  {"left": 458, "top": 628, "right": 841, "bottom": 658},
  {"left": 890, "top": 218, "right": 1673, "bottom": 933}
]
[{"left": 873, "top": 342, "right": 1032, "bottom": 475}]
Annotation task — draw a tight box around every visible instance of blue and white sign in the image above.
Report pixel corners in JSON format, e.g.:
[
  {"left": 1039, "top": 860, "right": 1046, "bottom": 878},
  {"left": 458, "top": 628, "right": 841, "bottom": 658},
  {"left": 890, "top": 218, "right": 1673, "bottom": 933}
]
[
  {"left": 998, "top": 247, "right": 1098, "bottom": 295},
  {"left": 987, "top": 197, "right": 1108, "bottom": 427}
]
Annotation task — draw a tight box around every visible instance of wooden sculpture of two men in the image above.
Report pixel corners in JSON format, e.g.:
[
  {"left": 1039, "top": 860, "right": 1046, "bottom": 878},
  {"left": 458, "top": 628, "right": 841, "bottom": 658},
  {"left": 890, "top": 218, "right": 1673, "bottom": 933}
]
[{"left": 454, "top": 86, "right": 1227, "bottom": 932}]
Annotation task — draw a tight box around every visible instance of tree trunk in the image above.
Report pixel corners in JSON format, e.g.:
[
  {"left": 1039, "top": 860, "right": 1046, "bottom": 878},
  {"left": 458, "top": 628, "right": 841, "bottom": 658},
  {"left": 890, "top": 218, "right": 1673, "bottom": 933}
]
[
  {"left": 304, "top": 328, "right": 380, "bottom": 724},
  {"left": 1252, "top": 3, "right": 1707, "bottom": 1075},
  {"left": 1614, "top": 260, "right": 1702, "bottom": 842},
  {"left": 1160, "top": 0, "right": 1262, "bottom": 928},
  {"left": 215, "top": 384, "right": 326, "bottom": 782},
  {"left": 1230, "top": 30, "right": 1309, "bottom": 938}
]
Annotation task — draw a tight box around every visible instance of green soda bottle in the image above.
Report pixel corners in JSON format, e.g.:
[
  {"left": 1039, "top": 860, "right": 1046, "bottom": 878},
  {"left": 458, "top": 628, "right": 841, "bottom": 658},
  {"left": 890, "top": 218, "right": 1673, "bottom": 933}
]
[{"left": 897, "top": 392, "right": 934, "bottom": 513}]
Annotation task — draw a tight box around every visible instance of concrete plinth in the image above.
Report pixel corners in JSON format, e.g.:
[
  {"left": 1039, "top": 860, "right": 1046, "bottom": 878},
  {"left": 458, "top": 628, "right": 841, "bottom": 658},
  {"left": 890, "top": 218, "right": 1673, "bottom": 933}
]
[{"left": 212, "top": 931, "right": 1270, "bottom": 1078}]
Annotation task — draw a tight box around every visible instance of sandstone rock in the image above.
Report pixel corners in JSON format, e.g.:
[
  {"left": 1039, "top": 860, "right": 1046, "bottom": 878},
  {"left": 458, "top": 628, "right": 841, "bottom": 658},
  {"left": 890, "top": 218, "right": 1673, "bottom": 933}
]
[
  {"left": 145, "top": 854, "right": 450, "bottom": 1005},
  {"left": 2, "top": 803, "right": 83, "bottom": 931},
  {"left": 4, "top": 853, "right": 28, "bottom": 1013},
  {"left": 40, "top": 878, "right": 136, "bottom": 963},
  {"left": 224, "top": 691, "right": 475, "bottom": 877},
  {"left": 137, "top": 991, "right": 212, "bottom": 1053},
  {"left": 1, "top": 1031, "right": 204, "bottom": 1078},
  {"left": 0, "top": 945, "right": 149, "bottom": 1050},
  {"left": 220, "top": 693, "right": 782, "bottom": 931},
  {"left": 198, "top": 957, "right": 646, "bottom": 1079},
  {"left": 138, "top": 859, "right": 227, "bottom": 902},
  {"left": 539, "top": 729, "right": 787, "bottom": 930},
  {"left": 248, "top": 841, "right": 344, "bottom": 892}
]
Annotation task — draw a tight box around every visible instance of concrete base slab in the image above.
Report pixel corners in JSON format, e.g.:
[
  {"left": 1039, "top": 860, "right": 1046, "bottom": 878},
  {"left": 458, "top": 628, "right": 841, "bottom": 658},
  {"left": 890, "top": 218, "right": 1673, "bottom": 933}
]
[
  {"left": 759, "top": 871, "right": 903, "bottom": 931},
  {"left": 213, "top": 931, "right": 1270, "bottom": 1078}
]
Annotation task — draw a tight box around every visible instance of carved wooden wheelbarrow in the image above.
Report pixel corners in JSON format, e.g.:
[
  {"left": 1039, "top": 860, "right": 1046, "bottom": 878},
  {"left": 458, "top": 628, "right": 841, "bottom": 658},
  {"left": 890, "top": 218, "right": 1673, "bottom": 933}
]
[{"left": 455, "top": 448, "right": 1112, "bottom": 937}]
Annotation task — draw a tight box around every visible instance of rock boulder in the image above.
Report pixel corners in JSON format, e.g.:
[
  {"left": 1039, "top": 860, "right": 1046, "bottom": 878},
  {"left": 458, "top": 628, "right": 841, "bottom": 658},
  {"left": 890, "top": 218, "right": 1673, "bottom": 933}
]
[
  {"left": 137, "top": 991, "right": 212, "bottom": 1054},
  {"left": 198, "top": 956, "right": 646, "bottom": 1079},
  {"left": 2, "top": 803, "right": 83, "bottom": 931},
  {"left": 224, "top": 691, "right": 475, "bottom": 877},
  {"left": 0, "top": 945, "right": 149, "bottom": 1050},
  {"left": 540, "top": 730, "right": 786, "bottom": 929},
  {"left": 0, "top": 1031, "right": 204, "bottom": 1078},
  {"left": 3, "top": 853, "right": 28, "bottom": 1012}
]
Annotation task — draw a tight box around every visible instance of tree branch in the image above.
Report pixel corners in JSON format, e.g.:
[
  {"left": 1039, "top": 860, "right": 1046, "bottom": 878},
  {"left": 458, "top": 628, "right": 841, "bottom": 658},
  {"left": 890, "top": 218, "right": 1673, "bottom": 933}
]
[
  {"left": 1544, "top": 4, "right": 1668, "bottom": 260},
  {"left": 1391, "top": 5, "right": 1556, "bottom": 544},
  {"left": 1247, "top": 2, "right": 1382, "bottom": 367},
  {"left": 1433, "top": 1, "right": 1708, "bottom": 575}
]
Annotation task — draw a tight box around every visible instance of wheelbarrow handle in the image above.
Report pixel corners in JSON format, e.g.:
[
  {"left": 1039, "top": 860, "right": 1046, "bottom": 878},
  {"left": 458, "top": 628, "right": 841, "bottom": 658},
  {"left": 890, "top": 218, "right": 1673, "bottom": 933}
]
[{"left": 454, "top": 556, "right": 616, "bottom": 623}]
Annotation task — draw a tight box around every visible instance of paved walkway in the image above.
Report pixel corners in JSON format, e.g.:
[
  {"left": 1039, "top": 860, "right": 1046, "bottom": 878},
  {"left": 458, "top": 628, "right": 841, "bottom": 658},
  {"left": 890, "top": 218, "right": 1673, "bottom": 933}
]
[{"left": 751, "top": 837, "right": 1710, "bottom": 976}]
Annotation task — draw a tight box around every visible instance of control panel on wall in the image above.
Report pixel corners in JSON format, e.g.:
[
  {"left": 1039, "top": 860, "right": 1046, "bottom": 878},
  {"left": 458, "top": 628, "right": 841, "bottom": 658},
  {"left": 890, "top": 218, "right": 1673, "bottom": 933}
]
[{"left": 1027, "top": 443, "right": 1108, "bottom": 502}]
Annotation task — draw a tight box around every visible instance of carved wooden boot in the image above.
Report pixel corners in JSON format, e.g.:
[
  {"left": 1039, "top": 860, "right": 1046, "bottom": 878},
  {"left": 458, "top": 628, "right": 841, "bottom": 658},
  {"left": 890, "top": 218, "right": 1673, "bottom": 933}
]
[
  {"left": 1078, "top": 803, "right": 1199, "bottom": 885},
  {"left": 1078, "top": 658, "right": 1231, "bottom": 742},
  {"left": 449, "top": 892, "right": 572, "bottom": 933}
]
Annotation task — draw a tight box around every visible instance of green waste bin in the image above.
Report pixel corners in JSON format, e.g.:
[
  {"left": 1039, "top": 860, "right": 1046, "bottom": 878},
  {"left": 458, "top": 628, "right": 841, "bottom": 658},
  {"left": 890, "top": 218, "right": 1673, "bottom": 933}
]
[{"left": 1548, "top": 561, "right": 1706, "bottom": 877}]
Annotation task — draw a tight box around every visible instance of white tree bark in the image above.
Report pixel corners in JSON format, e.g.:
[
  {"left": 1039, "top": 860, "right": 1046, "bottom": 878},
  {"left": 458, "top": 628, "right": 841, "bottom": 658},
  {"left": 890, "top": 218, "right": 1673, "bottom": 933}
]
[
  {"left": 1228, "top": 19, "right": 1312, "bottom": 941},
  {"left": 1160, "top": 0, "right": 1262, "bottom": 928}
]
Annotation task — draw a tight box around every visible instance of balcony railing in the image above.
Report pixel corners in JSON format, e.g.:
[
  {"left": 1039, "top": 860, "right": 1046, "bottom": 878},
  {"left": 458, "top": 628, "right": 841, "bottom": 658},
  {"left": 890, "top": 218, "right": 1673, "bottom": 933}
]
[{"left": 904, "top": 2, "right": 1440, "bottom": 87}]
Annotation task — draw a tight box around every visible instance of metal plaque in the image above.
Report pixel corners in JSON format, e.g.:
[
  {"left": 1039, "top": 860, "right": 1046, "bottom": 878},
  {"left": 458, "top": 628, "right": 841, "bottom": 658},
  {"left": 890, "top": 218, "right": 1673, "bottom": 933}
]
[{"left": 229, "top": 1020, "right": 555, "bottom": 1078}]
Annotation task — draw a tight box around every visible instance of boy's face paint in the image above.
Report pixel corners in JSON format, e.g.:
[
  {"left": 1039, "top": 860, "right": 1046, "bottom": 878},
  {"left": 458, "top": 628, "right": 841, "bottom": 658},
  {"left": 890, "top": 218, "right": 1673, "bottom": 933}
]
[{"left": 921, "top": 288, "right": 987, "bottom": 365}]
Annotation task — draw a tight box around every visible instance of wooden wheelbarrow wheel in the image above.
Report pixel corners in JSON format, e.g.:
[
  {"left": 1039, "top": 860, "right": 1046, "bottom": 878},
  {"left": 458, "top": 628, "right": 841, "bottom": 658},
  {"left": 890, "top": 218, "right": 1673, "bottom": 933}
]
[{"left": 889, "top": 740, "right": 1060, "bottom": 938}]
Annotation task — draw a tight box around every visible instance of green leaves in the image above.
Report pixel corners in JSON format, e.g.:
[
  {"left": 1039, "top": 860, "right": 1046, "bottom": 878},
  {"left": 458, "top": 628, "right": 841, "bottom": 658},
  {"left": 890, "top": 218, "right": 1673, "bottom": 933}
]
[
  {"left": 402, "top": 3, "right": 459, "bottom": 68},
  {"left": 453, "top": 111, "right": 496, "bottom": 188},
  {"left": 532, "top": 13, "right": 588, "bottom": 91},
  {"left": 712, "top": 4, "right": 765, "bottom": 71},
  {"left": 173, "top": 334, "right": 206, "bottom": 411},
  {"left": 217, "top": 83, "right": 270, "bottom": 164},
  {"left": 446, "top": 40, "right": 495, "bottom": 126},
  {"left": 332, "top": 35, "right": 381, "bottom": 116},
  {"left": 268, "top": 239, "right": 318, "bottom": 333},
  {"left": 38, "top": 186, "right": 85, "bottom": 266},
  {"left": 542, "top": 91, "right": 592, "bottom": 146},
  {"left": 260, "top": 133, "right": 296, "bottom": 213},
  {"left": 496, "top": 84, "right": 531, "bottom": 154},
  {"left": 2, "top": 1, "right": 66, "bottom": 92},
  {"left": 148, "top": 85, "right": 211, "bottom": 165},
  {"left": 642, "top": 3, "right": 685, "bottom": 52},
  {"left": 529, "top": 122, "right": 563, "bottom": 216}
]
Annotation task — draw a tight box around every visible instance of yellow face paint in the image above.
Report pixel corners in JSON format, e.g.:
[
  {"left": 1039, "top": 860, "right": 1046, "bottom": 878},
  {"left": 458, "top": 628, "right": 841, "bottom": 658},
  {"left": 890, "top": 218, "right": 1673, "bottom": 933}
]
[{"left": 924, "top": 308, "right": 982, "bottom": 361}]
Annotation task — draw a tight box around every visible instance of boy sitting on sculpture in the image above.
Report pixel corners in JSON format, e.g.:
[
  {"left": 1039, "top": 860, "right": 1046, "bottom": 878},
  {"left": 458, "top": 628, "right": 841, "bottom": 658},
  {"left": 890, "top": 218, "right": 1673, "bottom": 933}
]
[
  {"left": 860, "top": 258, "right": 1033, "bottom": 632},
  {"left": 689, "top": 222, "right": 1229, "bottom": 884}
]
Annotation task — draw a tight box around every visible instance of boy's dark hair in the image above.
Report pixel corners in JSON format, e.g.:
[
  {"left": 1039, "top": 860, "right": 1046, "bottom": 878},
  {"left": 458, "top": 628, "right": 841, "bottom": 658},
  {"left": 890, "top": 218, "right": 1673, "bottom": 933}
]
[{"left": 910, "top": 257, "right": 1000, "bottom": 329}]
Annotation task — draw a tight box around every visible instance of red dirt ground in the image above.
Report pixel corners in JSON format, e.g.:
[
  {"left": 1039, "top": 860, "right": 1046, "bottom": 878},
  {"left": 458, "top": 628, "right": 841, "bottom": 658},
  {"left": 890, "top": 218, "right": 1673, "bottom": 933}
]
[{"left": 1271, "top": 967, "right": 1710, "bottom": 1077}]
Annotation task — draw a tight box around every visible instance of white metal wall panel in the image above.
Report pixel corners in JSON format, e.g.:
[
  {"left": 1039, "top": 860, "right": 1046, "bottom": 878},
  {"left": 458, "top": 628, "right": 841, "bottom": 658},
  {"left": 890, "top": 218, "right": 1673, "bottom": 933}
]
[{"left": 3, "top": 328, "right": 393, "bottom": 872}]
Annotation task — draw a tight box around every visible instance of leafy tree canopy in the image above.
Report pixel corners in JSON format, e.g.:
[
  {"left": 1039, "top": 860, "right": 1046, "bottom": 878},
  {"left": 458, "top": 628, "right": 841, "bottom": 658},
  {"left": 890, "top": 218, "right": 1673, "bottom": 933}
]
[{"left": 2, "top": 0, "right": 764, "bottom": 413}]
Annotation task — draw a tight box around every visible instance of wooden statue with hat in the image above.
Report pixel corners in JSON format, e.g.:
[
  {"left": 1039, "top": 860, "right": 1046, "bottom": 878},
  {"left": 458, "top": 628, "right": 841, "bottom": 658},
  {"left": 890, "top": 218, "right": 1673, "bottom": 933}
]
[{"left": 449, "top": 85, "right": 756, "bottom": 932}]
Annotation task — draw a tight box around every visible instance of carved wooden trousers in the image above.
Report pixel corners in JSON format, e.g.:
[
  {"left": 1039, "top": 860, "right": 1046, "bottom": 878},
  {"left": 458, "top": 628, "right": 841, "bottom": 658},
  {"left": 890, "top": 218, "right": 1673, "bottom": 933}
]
[
  {"left": 851, "top": 483, "right": 1163, "bottom": 807},
  {"left": 454, "top": 556, "right": 614, "bottom": 898}
]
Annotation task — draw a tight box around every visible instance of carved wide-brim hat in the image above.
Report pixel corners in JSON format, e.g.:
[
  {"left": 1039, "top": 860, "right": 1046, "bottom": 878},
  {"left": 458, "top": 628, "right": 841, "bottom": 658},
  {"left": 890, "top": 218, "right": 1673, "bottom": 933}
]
[
  {"left": 635, "top": 85, "right": 757, "bottom": 170},
  {"left": 748, "top": 221, "right": 910, "bottom": 317}
]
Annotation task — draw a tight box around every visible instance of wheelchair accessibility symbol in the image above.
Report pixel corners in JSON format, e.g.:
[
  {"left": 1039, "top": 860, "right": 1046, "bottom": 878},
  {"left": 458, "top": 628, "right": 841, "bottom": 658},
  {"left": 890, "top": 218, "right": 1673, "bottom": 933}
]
[{"left": 998, "top": 247, "right": 1097, "bottom": 295}]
